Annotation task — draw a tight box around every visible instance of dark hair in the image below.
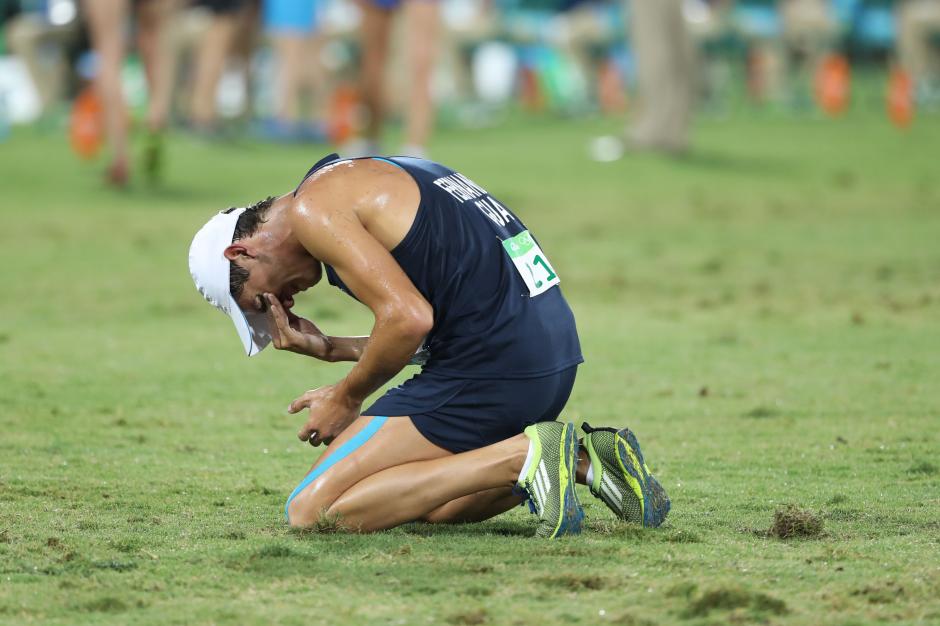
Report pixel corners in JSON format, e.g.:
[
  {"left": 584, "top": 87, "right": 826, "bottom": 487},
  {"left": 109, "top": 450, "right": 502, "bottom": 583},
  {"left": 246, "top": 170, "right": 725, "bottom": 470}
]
[{"left": 226, "top": 197, "right": 275, "bottom": 299}]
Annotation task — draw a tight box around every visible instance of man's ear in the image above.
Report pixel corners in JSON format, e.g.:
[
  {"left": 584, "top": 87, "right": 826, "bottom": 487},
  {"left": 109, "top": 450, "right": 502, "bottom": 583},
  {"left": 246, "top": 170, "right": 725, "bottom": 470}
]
[{"left": 223, "top": 243, "right": 255, "bottom": 262}]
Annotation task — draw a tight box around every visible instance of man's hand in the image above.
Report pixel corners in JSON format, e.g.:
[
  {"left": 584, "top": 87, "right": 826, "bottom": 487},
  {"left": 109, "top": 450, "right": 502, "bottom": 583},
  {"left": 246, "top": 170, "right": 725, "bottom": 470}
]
[
  {"left": 264, "top": 293, "right": 332, "bottom": 359},
  {"left": 287, "top": 383, "right": 362, "bottom": 446}
]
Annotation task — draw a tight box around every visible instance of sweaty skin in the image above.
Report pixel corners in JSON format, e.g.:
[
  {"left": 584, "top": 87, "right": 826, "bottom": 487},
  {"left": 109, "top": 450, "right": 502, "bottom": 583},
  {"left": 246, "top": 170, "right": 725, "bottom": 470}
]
[{"left": 222, "top": 160, "right": 432, "bottom": 446}]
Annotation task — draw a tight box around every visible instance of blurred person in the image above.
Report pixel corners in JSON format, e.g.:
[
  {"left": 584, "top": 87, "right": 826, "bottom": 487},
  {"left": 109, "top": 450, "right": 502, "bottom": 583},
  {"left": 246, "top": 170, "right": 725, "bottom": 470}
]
[
  {"left": 261, "top": 0, "right": 325, "bottom": 141},
  {"left": 630, "top": 0, "right": 695, "bottom": 152},
  {"left": 82, "top": 0, "right": 179, "bottom": 187},
  {"left": 897, "top": 0, "right": 940, "bottom": 95},
  {"left": 781, "top": 0, "right": 835, "bottom": 101},
  {"left": 187, "top": 0, "right": 248, "bottom": 132},
  {"left": 349, "top": 0, "right": 440, "bottom": 157},
  {"left": 4, "top": 0, "right": 81, "bottom": 118},
  {"left": 591, "top": 0, "right": 694, "bottom": 159},
  {"left": 188, "top": 153, "right": 670, "bottom": 534}
]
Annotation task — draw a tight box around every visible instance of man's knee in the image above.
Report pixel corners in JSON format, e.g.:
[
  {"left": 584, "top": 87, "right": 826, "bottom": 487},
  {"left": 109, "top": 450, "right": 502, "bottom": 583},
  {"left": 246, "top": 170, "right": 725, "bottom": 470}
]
[{"left": 285, "top": 477, "right": 339, "bottom": 528}]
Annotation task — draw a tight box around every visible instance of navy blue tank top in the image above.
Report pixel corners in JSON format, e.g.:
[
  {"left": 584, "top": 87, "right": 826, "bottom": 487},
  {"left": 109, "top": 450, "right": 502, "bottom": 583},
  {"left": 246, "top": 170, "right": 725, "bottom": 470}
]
[{"left": 296, "top": 154, "right": 583, "bottom": 379}]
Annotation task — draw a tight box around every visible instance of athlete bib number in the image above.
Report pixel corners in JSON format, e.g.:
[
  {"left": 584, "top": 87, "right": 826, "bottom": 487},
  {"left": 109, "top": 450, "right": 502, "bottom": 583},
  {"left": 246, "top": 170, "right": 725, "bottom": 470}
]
[{"left": 501, "top": 230, "right": 560, "bottom": 297}]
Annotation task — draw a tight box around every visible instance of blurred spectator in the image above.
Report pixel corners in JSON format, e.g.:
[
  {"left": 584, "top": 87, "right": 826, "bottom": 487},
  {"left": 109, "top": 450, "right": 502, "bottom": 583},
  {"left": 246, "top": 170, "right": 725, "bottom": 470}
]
[
  {"left": 897, "top": 0, "right": 940, "bottom": 95},
  {"left": 350, "top": 0, "right": 440, "bottom": 157},
  {"left": 186, "top": 0, "right": 246, "bottom": 132},
  {"left": 261, "top": 0, "right": 324, "bottom": 141},
  {"left": 4, "top": 0, "right": 81, "bottom": 118},
  {"left": 83, "top": 0, "right": 180, "bottom": 186},
  {"left": 627, "top": 0, "right": 694, "bottom": 153},
  {"left": 781, "top": 0, "right": 836, "bottom": 102}
]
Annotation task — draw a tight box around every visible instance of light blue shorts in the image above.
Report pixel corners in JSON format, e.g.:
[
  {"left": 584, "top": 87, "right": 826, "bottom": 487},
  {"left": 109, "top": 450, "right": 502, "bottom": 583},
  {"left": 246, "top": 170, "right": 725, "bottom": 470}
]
[{"left": 264, "top": 0, "right": 317, "bottom": 34}]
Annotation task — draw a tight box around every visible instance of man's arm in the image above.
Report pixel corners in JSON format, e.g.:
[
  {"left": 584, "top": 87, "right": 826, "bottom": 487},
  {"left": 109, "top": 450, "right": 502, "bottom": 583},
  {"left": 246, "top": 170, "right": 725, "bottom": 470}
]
[
  {"left": 264, "top": 295, "right": 425, "bottom": 364},
  {"left": 284, "top": 168, "right": 432, "bottom": 444}
]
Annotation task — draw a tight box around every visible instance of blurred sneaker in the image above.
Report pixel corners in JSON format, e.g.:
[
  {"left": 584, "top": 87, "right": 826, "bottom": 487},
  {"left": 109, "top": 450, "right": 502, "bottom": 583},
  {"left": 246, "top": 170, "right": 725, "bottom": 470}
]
[
  {"left": 255, "top": 119, "right": 326, "bottom": 144},
  {"left": 518, "top": 421, "right": 584, "bottom": 538},
  {"left": 582, "top": 422, "right": 670, "bottom": 527},
  {"left": 399, "top": 144, "right": 428, "bottom": 159},
  {"left": 588, "top": 134, "right": 687, "bottom": 162},
  {"left": 142, "top": 130, "right": 164, "bottom": 185},
  {"left": 105, "top": 157, "right": 129, "bottom": 189}
]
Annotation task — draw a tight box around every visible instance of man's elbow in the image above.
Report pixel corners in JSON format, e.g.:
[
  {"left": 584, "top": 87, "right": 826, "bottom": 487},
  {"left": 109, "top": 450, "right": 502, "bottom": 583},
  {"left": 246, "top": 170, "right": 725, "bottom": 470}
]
[
  {"left": 394, "top": 301, "right": 433, "bottom": 341},
  {"left": 403, "top": 304, "right": 434, "bottom": 340}
]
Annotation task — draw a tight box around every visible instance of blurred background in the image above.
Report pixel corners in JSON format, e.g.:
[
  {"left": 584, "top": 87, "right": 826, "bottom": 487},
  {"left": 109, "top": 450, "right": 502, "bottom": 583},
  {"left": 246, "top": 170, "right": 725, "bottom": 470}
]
[{"left": 0, "top": 0, "right": 938, "bottom": 183}]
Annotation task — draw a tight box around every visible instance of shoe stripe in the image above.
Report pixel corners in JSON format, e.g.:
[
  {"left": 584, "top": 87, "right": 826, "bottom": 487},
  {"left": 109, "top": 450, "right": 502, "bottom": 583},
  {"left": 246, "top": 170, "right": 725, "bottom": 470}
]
[
  {"left": 531, "top": 475, "right": 546, "bottom": 507},
  {"left": 601, "top": 473, "right": 623, "bottom": 503},
  {"left": 533, "top": 463, "right": 546, "bottom": 498},
  {"left": 600, "top": 480, "right": 617, "bottom": 506},
  {"left": 538, "top": 461, "right": 551, "bottom": 495}
]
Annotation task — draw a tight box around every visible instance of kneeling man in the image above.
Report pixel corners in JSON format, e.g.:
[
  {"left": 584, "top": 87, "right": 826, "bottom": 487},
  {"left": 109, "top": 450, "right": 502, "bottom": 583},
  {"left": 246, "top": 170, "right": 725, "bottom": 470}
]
[{"left": 188, "top": 153, "right": 669, "bottom": 537}]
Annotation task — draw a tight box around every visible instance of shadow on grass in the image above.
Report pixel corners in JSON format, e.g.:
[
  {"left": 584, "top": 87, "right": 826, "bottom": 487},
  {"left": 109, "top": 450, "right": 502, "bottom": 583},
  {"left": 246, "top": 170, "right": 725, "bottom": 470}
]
[{"left": 671, "top": 148, "right": 799, "bottom": 179}]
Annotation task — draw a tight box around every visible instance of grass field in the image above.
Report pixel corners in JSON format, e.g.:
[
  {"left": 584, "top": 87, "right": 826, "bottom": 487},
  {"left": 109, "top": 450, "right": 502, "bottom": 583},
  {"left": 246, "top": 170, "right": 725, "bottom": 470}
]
[{"left": 1, "top": 112, "right": 939, "bottom": 626}]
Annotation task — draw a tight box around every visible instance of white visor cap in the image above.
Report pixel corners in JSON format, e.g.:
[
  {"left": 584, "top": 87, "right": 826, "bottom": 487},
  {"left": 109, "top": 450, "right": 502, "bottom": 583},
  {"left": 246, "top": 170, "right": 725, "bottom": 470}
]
[{"left": 188, "top": 208, "right": 272, "bottom": 356}]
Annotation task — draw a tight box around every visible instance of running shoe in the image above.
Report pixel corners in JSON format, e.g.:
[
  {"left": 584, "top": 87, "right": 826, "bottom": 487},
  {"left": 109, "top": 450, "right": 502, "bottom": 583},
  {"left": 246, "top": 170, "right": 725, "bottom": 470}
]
[
  {"left": 582, "top": 422, "right": 670, "bottom": 527},
  {"left": 518, "top": 421, "right": 584, "bottom": 538}
]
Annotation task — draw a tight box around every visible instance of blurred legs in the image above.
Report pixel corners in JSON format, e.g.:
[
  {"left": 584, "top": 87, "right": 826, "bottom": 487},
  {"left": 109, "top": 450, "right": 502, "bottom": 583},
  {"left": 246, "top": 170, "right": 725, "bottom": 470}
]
[
  {"left": 403, "top": 0, "right": 440, "bottom": 153},
  {"left": 357, "top": 1, "right": 393, "bottom": 145},
  {"left": 83, "top": 0, "right": 130, "bottom": 183},
  {"left": 190, "top": 10, "right": 238, "bottom": 128}
]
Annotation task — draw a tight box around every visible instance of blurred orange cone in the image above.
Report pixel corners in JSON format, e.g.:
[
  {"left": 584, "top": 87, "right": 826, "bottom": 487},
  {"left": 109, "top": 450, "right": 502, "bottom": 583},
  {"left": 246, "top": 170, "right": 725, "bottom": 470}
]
[
  {"left": 597, "top": 59, "right": 627, "bottom": 115},
  {"left": 887, "top": 66, "right": 914, "bottom": 129},
  {"left": 519, "top": 67, "right": 544, "bottom": 113},
  {"left": 70, "top": 86, "right": 103, "bottom": 159},
  {"left": 814, "top": 54, "right": 850, "bottom": 116},
  {"left": 327, "top": 84, "right": 360, "bottom": 145}
]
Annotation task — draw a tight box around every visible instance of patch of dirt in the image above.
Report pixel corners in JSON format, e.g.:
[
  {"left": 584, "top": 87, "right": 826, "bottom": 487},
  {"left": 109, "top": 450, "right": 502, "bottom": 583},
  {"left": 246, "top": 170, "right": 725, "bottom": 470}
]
[{"left": 768, "top": 504, "right": 824, "bottom": 539}]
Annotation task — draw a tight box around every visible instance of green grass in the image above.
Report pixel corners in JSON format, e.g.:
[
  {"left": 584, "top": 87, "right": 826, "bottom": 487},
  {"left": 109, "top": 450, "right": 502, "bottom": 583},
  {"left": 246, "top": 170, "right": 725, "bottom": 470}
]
[{"left": 1, "top": 111, "right": 939, "bottom": 626}]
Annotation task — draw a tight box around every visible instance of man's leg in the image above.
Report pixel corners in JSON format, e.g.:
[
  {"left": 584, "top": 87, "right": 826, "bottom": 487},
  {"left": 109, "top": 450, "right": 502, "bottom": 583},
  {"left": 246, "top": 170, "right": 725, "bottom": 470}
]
[{"left": 286, "top": 414, "right": 529, "bottom": 531}]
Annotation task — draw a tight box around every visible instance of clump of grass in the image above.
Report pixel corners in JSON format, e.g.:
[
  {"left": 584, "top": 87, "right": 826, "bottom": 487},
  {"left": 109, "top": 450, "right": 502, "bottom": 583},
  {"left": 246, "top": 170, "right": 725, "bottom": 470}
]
[
  {"left": 827, "top": 494, "right": 849, "bottom": 505},
  {"left": 535, "top": 574, "right": 607, "bottom": 590},
  {"left": 768, "top": 504, "right": 824, "bottom": 539},
  {"left": 682, "top": 586, "right": 788, "bottom": 618},
  {"left": 908, "top": 461, "right": 938, "bottom": 476},
  {"left": 252, "top": 544, "right": 294, "bottom": 559},
  {"left": 662, "top": 529, "right": 701, "bottom": 544},
  {"left": 666, "top": 582, "right": 698, "bottom": 599},
  {"left": 81, "top": 597, "right": 128, "bottom": 613},
  {"left": 611, "top": 613, "right": 657, "bottom": 626},
  {"left": 290, "top": 511, "right": 347, "bottom": 536},
  {"left": 447, "top": 609, "right": 488, "bottom": 625},
  {"left": 744, "top": 405, "right": 780, "bottom": 419},
  {"left": 851, "top": 581, "right": 905, "bottom": 604}
]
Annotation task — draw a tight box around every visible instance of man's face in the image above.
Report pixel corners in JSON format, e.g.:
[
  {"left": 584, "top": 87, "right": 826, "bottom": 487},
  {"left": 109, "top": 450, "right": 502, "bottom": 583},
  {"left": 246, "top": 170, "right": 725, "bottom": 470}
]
[{"left": 232, "top": 252, "right": 322, "bottom": 315}]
